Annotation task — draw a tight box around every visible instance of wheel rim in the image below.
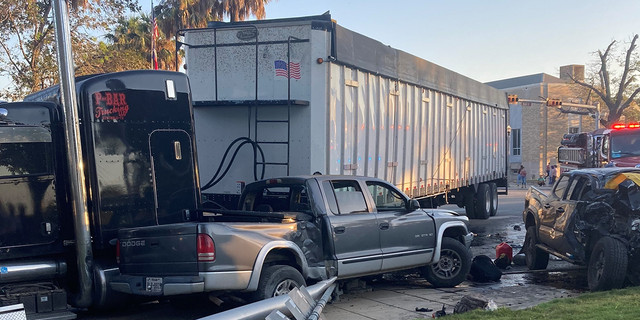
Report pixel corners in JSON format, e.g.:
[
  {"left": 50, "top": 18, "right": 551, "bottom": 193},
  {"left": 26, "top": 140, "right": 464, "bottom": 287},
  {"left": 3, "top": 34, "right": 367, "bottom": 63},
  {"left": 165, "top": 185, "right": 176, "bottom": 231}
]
[
  {"left": 273, "top": 279, "right": 298, "bottom": 297},
  {"left": 432, "top": 249, "right": 462, "bottom": 279},
  {"left": 593, "top": 250, "right": 606, "bottom": 283},
  {"left": 492, "top": 190, "right": 498, "bottom": 210},
  {"left": 485, "top": 190, "right": 491, "bottom": 213}
]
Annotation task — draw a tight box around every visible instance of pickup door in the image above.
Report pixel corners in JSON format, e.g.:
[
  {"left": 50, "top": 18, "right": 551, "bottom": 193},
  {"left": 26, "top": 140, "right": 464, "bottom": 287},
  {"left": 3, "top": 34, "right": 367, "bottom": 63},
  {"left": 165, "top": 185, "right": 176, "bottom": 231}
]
[
  {"left": 322, "top": 179, "right": 436, "bottom": 278},
  {"left": 364, "top": 181, "right": 436, "bottom": 270}
]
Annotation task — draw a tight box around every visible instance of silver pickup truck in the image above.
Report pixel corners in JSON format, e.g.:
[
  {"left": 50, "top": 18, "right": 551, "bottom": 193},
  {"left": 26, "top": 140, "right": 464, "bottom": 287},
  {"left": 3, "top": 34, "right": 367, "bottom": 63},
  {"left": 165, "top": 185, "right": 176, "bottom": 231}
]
[{"left": 111, "top": 175, "right": 473, "bottom": 301}]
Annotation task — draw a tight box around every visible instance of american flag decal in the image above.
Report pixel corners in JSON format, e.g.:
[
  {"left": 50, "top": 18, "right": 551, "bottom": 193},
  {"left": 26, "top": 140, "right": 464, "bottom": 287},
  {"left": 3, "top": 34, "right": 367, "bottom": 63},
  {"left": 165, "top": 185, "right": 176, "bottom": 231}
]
[{"left": 274, "top": 60, "right": 301, "bottom": 79}]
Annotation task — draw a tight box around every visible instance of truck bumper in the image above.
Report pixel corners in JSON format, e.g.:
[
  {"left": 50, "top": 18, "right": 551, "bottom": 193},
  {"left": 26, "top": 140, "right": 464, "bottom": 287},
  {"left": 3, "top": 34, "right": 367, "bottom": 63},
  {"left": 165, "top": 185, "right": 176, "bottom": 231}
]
[
  {"left": 110, "top": 271, "right": 251, "bottom": 296},
  {"left": 463, "top": 232, "right": 474, "bottom": 249}
]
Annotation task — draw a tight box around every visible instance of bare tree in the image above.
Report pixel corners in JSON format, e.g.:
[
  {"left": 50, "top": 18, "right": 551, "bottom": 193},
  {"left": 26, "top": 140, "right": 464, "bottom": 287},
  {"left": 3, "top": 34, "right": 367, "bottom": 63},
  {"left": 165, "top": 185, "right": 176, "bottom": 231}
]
[{"left": 568, "top": 34, "right": 640, "bottom": 127}]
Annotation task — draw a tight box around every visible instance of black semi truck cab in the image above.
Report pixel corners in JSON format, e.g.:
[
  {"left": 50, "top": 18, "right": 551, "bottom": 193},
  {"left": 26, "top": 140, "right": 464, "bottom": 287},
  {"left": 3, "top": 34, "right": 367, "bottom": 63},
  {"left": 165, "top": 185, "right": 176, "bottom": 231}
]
[{"left": 0, "top": 70, "right": 200, "bottom": 319}]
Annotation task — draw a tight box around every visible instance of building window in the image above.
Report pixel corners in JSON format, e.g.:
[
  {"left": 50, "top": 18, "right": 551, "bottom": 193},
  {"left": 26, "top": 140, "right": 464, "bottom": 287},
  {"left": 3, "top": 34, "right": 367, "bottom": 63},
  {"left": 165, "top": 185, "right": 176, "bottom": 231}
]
[
  {"left": 569, "top": 127, "right": 580, "bottom": 134},
  {"left": 512, "top": 129, "right": 521, "bottom": 156}
]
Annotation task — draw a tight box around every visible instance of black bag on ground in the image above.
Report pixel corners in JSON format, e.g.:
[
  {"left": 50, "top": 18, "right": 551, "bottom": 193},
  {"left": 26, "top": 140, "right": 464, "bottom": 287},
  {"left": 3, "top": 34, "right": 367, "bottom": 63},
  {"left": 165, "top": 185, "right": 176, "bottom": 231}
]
[{"left": 469, "top": 255, "right": 502, "bottom": 282}]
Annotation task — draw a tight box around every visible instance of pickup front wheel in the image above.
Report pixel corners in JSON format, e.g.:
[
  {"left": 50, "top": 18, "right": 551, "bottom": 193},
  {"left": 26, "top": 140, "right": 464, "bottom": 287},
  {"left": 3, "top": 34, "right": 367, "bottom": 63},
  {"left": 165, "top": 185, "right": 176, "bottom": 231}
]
[
  {"left": 422, "top": 238, "right": 471, "bottom": 288},
  {"left": 587, "top": 237, "right": 628, "bottom": 291},
  {"left": 524, "top": 226, "right": 549, "bottom": 270},
  {"left": 251, "top": 265, "right": 306, "bottom": 301}
]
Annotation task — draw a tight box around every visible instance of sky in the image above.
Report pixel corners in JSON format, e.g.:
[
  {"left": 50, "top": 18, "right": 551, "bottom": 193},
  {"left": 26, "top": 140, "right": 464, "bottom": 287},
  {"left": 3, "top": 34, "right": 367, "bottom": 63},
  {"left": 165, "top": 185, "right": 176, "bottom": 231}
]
[{"left": 2, "top": 0, "right": 639, "bottom": 93}]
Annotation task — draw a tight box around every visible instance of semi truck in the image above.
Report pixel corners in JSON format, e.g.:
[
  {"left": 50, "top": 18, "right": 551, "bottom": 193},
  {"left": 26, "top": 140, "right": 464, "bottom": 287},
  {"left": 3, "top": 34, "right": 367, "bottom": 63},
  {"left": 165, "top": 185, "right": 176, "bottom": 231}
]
[
  {"left": 0, "top": 70, "right": 200, "bottom": 319},
  {"left": 181, "top": 13, "right": 509, "bottom": 220},
  {"left": 558, "top": 123, "right": 640, "bottom": 171}
]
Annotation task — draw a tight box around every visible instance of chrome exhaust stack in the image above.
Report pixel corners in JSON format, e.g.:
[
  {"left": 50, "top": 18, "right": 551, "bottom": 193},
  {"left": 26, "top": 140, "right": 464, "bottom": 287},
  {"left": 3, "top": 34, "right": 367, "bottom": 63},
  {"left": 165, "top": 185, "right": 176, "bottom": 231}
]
[{"left": 52, "top": 0, "right": 94, "bottom": 308}]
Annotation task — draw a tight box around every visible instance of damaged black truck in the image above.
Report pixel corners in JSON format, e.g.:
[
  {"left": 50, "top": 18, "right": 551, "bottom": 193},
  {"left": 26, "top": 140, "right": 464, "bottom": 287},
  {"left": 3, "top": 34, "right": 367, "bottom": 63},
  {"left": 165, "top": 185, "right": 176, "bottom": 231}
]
[
  {"left": 0, "top": 70, "right": 199, "bottom": 318},
  {"left": 523, "top": 168, "right": 640, "bottom": 291}
]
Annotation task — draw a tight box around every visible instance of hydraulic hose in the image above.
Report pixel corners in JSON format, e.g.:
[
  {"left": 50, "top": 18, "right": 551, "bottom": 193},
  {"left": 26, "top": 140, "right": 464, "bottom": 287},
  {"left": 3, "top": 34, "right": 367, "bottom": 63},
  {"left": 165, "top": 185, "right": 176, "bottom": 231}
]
[{"left": 202, "top": 137, "right": 265, "bottom": 191}]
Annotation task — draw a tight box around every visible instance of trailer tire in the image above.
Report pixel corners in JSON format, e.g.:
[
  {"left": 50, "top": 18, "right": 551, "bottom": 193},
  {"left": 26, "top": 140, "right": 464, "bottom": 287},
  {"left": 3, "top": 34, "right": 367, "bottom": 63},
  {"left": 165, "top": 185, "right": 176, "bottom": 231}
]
[
  {"left": 587, "top": 237, "right": 628, "bottom": 292},
  {"left": 474, "top": 184, "right": 491, "bottom": 219},
  {"left": 464, "top": 189, "right": 476, "bottom": 219},
  {"left": 422, "top": 238, "right": 471, "bottom": 288},
  {"left": 251, "top": 265, "right": 305, "bottom": 301},
  {"left": 489, "top": 182, "right": 498, "bottom": 216},
  {"left": 524, "top": 226, "right": 549, "bottom": 270}
]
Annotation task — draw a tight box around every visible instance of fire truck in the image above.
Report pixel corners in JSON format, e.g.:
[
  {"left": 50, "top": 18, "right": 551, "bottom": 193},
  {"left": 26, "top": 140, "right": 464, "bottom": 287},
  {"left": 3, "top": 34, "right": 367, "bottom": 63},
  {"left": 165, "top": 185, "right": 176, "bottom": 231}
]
[{"left": 558, "top": 123, "right": 640, "bottom": 171}]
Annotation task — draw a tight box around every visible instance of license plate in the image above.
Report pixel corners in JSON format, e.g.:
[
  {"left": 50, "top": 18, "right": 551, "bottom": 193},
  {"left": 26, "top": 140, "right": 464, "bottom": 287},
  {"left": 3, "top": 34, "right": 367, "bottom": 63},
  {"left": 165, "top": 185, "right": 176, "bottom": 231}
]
[{"left": 146, "top": 277, "right": 162, "bottom": 293}]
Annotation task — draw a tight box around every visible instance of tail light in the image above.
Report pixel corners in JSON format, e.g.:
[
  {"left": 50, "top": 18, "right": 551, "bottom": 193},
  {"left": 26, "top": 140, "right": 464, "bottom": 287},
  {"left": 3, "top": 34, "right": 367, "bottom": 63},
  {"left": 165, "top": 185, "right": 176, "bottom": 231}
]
[
  {"left": 197, "top": 234, "right": 215, "bottom": 262},
  {"left": 116, "top": 240, "right": 120, "bottom": 264}
]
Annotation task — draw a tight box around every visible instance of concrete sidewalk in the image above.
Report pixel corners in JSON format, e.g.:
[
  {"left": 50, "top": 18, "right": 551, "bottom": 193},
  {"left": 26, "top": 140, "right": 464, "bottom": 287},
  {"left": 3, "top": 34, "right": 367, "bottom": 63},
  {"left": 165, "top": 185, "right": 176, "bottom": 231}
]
[{"left": 324, "top": 268, "right": 584, "bottom": 320}]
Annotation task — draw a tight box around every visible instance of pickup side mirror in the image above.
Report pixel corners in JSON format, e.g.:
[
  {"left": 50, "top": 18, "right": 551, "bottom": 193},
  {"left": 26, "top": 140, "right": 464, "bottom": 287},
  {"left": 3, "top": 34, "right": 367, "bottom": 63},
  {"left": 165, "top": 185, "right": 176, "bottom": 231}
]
[{"left": 406, "top": 199, "right": 420, "bottom": 211}]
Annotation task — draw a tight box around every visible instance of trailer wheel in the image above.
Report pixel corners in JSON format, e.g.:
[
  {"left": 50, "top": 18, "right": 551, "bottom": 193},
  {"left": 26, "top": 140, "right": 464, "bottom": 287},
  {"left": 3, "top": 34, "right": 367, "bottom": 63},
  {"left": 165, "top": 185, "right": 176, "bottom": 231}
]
[
  {"left": 587, "top": 237, "right": 628, "bottom": 292},
  {"left": 422, "top": 238, "right": 471, "bottom": 288},
  {"left": 474, "top": 184, "right": 491, "bottom": 219},
  {"left": 464, "top": 189, "right": 476, "bottom": 219},
  {"left": 251, "top": 265, "right": 305, "bottom": 301},
  {"left": 489, "top": 182, "right": 498, "bottom": 216},
  {"left": 524, "top": 226, "right": 549, "bottom": 270}
]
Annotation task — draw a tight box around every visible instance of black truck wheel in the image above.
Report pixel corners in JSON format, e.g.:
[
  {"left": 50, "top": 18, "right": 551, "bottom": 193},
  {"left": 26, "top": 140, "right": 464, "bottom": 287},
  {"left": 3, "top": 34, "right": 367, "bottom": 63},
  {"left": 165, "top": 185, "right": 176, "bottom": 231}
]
[
  {"left": 489, "top": 182, "right": 498, "bottom": 216},
  {"left": 588, "top": 237, "right": 628, "bottom": 292},
  {"left": 474, "top": 184, "right": 491, "bottom": 219},
  {"left": 422, "top": 238, "right": 471, "bottom": 288},
  {"left": 251, "top": 265, "right": 305, "bottom": 301},
  {"left": 464, "top": 190, "right": 476, "bottom": 219},
  {"left": 524, "top": 226, "right": 549, "bottom": 270}
]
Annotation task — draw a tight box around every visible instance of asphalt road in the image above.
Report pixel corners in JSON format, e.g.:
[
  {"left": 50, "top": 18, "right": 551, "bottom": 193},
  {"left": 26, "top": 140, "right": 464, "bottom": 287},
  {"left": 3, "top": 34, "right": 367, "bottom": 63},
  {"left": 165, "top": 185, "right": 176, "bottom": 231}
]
[{"left": 81, "top": 186, "right": 583, "bottom": 320}]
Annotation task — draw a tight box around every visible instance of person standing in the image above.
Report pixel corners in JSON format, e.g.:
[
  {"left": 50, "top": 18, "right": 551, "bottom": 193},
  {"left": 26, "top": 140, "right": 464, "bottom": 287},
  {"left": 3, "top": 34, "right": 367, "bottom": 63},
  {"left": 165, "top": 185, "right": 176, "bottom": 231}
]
[
  {"left": 546, "top": 163, "right": 551, "bottom": 185},
  {"left": 518, "top": 165, "right": 527, "bottom": 188},
  {"left": 550, "top": 165, "right": 558, "bottom": 185}
]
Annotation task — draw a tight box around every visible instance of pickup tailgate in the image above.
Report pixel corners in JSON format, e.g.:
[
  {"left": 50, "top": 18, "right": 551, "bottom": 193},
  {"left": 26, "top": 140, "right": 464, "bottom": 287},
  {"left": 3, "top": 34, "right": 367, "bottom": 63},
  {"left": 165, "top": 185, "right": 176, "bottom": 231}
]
[{"left": 118, "top": 222, "right": 198, "bottom": 276}]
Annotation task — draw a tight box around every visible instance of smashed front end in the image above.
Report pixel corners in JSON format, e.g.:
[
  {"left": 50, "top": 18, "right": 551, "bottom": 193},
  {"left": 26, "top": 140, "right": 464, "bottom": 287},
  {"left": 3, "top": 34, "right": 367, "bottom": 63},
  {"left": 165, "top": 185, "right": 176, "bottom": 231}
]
[{"left": 567, "top": 172, "right": 640, "bottom": 283}]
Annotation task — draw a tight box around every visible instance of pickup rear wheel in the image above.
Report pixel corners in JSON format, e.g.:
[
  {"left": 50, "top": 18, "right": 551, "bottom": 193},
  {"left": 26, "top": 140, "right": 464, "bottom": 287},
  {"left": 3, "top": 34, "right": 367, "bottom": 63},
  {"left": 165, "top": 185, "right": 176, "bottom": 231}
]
[
  {"left": 587, "top": 237, "right": 628, "bottom": 292},
  {"left": 524, "top": 226, "right": 549, "bottom": 270},
  {"left": 422, "top": 238, "right": 471, "bottom": 288},
  {"left": 251, "top": 265, "right": 305, "bottom": 301}
]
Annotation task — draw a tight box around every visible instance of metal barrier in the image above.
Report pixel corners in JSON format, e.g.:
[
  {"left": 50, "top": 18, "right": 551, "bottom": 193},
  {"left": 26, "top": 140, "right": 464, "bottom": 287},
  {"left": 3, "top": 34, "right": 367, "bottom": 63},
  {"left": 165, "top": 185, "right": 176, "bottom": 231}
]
[
  {"left": 198, "top": 277, "right": 337, "bottom": 320},
  {"left": 0, "top": 304, "right": 26, "bottom": 320}
]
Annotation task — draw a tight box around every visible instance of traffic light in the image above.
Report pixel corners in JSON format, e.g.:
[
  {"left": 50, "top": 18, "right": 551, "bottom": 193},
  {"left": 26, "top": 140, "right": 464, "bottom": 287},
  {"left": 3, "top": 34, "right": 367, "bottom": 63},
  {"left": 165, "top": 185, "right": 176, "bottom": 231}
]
[
  {"left": 546, "top": 99, "right": 562, "bottom": 107},
  {"left": 508, "top": 95, "right": 518, "bottom": 104}
]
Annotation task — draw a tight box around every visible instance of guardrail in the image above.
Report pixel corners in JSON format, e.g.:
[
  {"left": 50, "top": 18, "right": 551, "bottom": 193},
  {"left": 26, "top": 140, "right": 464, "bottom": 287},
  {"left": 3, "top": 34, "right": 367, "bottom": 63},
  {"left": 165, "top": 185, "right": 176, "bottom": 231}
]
[{"left": 199, "top": 277, "right": 337, "bottom": 320}]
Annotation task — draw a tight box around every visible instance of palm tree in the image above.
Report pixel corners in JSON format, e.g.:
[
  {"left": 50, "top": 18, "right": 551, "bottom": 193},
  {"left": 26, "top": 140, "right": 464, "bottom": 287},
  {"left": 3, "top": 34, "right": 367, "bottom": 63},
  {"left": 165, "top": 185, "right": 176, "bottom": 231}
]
[
  {"left": 155, "top": 0, "right": 272, "bottom": 41},
  {"left": 104, "top": 14, "right": 178, "bottom": 70}
]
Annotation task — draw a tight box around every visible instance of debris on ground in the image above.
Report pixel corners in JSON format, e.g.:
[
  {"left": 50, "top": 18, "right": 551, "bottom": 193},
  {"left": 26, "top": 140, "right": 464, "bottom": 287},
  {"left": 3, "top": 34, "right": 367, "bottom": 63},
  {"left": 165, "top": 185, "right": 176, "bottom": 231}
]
[
  {"left": 494, "top": 253, "right": 511, "bottom": 269},
  {"left": 453, "top": 295, "right": 497, "bottom": 314},
  {"left": 513, "top": 225, "right": 522, "bottom": 231},
  {"left": 512, "top": 253, "right": 526, "bottom": 266},
  {"left": 432, "top": 305, "right": 447, "bottom": 318},
  {"left": 469, "top": 255, "right": 502, "bottom": 282},
  {"left": 494, "top": 243, "right": 512, "bottom": 269},
  {"left": 415, "top": 307, "right": 433, "bottom": 312}
]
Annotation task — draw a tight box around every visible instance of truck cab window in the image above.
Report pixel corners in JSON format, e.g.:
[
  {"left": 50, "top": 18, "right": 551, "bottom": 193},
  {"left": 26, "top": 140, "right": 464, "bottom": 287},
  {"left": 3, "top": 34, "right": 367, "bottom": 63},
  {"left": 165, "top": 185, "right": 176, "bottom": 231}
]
[
  {"left": 366, "top": 182, "right": 406, "bottom": 211},
  {"left": 0, "top": 142, "right": 52, "bottom": 177},
  {"left": 553, "top": 176, "right": 569, "bottom": 199},
  {"left": 329, "top": 180, "right": 368, "bottom": 214}
]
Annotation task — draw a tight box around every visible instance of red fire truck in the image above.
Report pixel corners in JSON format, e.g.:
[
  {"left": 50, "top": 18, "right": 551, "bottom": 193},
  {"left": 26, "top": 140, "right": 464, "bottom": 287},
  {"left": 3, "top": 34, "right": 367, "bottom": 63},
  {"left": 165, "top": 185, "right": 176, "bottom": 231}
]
[{"left": 558, "top": 123, "right": 640, "bottom": 171}]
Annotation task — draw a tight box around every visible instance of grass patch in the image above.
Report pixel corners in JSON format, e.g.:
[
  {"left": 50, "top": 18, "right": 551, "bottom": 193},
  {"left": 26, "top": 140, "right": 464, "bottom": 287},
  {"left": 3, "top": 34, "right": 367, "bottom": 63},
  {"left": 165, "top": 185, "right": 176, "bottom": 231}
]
[{"left": 420, "top": 286, "right": 640, "bottom": 320}]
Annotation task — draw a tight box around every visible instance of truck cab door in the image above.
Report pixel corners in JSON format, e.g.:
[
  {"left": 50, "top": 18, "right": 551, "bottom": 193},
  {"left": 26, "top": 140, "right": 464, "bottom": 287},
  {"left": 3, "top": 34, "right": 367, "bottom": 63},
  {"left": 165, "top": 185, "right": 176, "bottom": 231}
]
[
  {"left": 539, "top": 175, "right": 569, "bottom": 244},
  {"left": 321, "top": 180, "right": 382, "bottom": 278},
  {"left": 364, "top": 181, "right": 436, "bottom": 271},
  {"left": 149, "top": 130, "right": 198, "bottom": 225}
]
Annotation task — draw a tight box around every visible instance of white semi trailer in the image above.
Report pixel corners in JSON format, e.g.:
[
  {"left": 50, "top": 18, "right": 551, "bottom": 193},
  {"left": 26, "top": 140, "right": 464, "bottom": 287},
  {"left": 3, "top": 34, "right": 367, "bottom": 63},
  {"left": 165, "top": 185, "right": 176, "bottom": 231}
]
[{"left": 181, "top": 13, "right": 509, "bottom": 219}]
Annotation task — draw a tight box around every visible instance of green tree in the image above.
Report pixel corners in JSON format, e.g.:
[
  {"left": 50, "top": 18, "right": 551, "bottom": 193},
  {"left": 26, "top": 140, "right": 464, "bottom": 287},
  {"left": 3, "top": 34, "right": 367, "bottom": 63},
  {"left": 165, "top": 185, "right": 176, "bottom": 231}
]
[
  {"left": 568, "top": 34, "right": 640, "bottom": 127},
  {"left": 155, "top": 0, "right": 272, "bottom": 41},
  {"left": 104, "top": 14, "right": 178, "bottom": 70},
  {"left": 0, "top": 0, "right": 139, "bottom": 101}
]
